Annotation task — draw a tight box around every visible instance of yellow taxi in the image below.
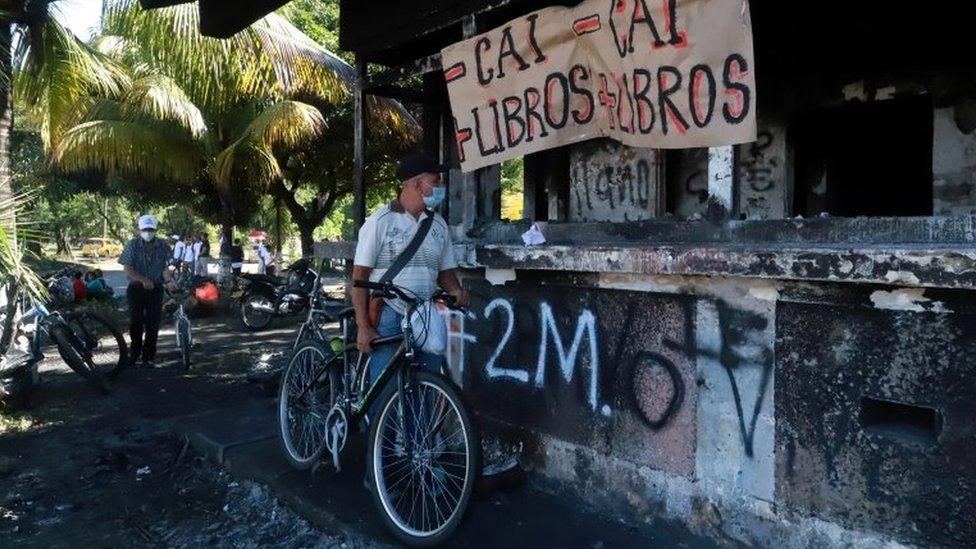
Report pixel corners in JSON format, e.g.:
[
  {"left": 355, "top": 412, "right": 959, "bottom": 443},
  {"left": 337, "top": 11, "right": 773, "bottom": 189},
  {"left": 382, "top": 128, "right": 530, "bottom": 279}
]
[{"left": 80, "top": 238, "right": 123, "bottom": 258}]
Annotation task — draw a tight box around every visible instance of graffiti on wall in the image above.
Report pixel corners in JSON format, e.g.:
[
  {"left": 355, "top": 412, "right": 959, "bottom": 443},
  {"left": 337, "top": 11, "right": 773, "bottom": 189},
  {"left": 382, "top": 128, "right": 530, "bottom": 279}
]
[
  {"left": 443, "top": 281, "right": 697, "bottom": 474},
  {"left": 443, "top": 280, "right": 777, "bottom": 468},
  {"left": 737, "top": 127, "right": 786, "bottom": 219},
  {"left": 569, "top": 141, "right": 660, "bottom": 222},
  {"left": 664, "top": 300, "right": 773, "bottom": 458}
]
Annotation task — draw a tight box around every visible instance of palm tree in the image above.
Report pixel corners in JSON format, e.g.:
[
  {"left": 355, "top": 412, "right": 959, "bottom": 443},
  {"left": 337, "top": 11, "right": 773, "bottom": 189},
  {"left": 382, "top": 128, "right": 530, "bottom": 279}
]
[
  {"left": 1, "top": 0, "right": 122, "bottom": 244},
  {"left": 47, "top": 0, "right": 416, "bottom": 247}
]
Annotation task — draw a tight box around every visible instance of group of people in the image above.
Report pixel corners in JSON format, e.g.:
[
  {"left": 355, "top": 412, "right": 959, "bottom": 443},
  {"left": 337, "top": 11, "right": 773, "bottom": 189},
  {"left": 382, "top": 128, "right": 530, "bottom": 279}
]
[
  {"left": 118, "top": 150, "right": 456, "bottom": 374},
  {"left": 69, "top": 269, "right": 113, "bottom": 302},
  {"left": 170, "top": 233, "right": 276, "bottom": 278},
  {"left": 171, "top": 233, "right": 211, "bottom": 276},
  {"left": 120, "top": 216, "right": 286, "bottom": 368}
]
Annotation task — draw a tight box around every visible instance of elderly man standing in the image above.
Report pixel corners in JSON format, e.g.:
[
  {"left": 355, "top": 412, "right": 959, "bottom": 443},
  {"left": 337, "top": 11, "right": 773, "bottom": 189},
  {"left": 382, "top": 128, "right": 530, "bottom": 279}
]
[
  {"left": 352, "top": 152, "right": 469, "bottom": 396},
  {"left": 119, "top": 215, "right": 177, "bottom": 368}
]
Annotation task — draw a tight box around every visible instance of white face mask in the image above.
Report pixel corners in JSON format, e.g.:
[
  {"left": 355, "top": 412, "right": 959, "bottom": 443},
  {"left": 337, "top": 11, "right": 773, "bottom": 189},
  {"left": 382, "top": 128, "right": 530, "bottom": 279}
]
[{"left": 140, "top": 230, "right": 155, "bottom": 242}]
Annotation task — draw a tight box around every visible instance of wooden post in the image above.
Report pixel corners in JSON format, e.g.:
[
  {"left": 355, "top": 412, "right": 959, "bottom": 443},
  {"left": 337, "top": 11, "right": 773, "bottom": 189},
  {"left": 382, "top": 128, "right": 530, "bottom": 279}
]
[{"left": 353, "top": 56, "right": 367, "bottom": 231}]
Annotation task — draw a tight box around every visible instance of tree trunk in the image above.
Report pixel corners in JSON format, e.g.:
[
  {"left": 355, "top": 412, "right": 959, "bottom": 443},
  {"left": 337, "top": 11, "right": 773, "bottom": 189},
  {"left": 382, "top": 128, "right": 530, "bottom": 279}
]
[
  {"left": 220, "top": 222, "right": 233, "bottom": 256},
  {"left": 0, "top": 20, "right": 16, "bottom": 246},
  {"left": 298, "top": 222, "right": 315, "bottom": 257},
  {"left": 219, "top": 194, "right": 234, "bottom": 257}
]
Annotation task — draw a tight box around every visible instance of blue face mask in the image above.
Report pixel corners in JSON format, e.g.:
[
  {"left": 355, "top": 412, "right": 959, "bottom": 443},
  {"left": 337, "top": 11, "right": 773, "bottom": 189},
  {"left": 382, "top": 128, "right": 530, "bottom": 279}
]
[{"left": 423, "top": 186, "right": 446, "bottom": 209}]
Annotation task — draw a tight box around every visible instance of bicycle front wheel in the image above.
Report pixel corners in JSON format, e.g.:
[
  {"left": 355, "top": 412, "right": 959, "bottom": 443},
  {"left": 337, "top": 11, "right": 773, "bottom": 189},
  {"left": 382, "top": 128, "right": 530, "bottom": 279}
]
[
  {"left": 67, "top": 311, "right": 128, "bottom": 379},
  {"left": 176, "top": 317, "right": 191, "bottom": 371},
  {"left": 368, "top": 371, "right": 479, "bottom": 546},
  {"left": 50, "top": 324, "right": 109, "bottom": 394},
  {"left": 278, "top": 340, "right": 340, "bottom": 469}
]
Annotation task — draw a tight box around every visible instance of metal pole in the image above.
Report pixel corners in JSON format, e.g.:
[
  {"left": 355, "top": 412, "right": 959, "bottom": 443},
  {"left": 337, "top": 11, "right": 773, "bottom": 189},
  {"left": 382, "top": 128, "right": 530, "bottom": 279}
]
[{"left": 353, "top": 56, "right": 367, "bottom": 232}]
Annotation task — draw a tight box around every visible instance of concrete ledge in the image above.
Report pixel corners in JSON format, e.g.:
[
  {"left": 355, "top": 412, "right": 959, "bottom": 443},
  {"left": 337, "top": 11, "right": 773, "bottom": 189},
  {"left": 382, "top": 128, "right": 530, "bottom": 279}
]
[
  {"left": 474, "top": 243, "right": 976, "bottom": 290},
  {"left": 315, "top": 238, "right": 976, "bottom": 290}
]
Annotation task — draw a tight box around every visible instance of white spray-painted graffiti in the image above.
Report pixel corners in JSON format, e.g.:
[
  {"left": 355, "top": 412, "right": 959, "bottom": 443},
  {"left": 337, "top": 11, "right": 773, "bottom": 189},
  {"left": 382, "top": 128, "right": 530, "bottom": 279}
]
[
  {"left": 440, "top": 285, "right": 772, "bottom": 460},
  {"left": 443, "top": 297, "right": 611, "bottom": 417}
]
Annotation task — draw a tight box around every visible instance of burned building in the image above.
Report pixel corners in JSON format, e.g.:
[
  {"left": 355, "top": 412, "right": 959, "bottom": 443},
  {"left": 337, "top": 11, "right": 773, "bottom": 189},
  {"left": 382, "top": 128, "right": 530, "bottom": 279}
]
[{"left": 320, "top": 1, "right": 976, "bottom": 546}]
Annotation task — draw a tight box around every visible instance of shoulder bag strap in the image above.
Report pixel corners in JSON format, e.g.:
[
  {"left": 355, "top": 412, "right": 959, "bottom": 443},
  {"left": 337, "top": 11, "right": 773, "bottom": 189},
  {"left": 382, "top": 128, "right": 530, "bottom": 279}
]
[{"left": 378, "top": 209, "right": 435, "bottom": 284}]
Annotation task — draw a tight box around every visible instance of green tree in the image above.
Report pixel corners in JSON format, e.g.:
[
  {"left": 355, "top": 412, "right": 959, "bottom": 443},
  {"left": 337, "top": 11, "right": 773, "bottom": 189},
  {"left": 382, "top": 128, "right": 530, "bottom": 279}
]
[
  {"left": 6, "top": 3, "right": 124, "bottom": 218},
  {"left": 44, "top": 0, "right": 413, "bottom": 248}
]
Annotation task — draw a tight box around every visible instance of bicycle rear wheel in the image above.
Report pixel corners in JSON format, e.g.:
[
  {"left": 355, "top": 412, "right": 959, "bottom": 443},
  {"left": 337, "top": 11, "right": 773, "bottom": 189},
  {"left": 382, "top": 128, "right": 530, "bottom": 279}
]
[
  {"left": 50, "top": 324, "right": 110, "bottom": 394},
  {"left": 368, "top": 371, "right": 479, "bottom": 546},
  {"left": 278, "top": 340, "right": 339, "bottom": 469},
  {"left": 68, "top": 311, "right": 128, "bottom": 379},
  {"left": 176, "top": 316, "right": 191, "bottom": 371}
]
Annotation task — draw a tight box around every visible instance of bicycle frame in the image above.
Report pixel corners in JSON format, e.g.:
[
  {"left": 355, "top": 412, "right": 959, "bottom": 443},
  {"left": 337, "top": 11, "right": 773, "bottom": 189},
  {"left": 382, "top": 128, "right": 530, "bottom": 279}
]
[{"left": 323, "top": 293, "right": 426, "bottom": 456}]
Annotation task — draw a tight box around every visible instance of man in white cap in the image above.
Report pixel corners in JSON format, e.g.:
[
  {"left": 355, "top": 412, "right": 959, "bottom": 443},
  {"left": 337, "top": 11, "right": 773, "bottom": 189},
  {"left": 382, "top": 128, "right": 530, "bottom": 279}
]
[{"left": 119, "top": 214, "right": 177, "bottom": 368}]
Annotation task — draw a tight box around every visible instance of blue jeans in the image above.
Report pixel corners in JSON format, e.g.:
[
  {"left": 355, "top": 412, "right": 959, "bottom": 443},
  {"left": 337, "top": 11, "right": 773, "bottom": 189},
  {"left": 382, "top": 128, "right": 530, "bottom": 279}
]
[{"left": 367, "top": 306, "right": 442, "bottom": 422}]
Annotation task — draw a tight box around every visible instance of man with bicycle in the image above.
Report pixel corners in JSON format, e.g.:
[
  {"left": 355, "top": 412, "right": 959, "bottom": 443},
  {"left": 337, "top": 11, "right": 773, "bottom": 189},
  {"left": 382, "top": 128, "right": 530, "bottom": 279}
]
[
  {"left": 352, "top": 152, "right": 470, "bottom": 410},
  {"left": 120, "top": 215, "right": 179, "bottom": 369}
]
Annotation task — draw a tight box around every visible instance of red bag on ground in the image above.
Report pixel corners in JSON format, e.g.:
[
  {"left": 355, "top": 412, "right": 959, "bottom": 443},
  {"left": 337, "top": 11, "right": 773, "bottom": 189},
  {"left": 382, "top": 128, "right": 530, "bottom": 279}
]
[{"left": 194, "top": 281, "right": 219, "bottom": 304}]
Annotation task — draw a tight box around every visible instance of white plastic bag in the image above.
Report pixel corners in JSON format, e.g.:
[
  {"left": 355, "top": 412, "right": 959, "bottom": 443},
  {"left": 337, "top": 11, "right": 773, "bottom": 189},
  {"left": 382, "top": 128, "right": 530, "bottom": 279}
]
[{"left": 404, "top": 301, "right": 447, "bottom": 355}]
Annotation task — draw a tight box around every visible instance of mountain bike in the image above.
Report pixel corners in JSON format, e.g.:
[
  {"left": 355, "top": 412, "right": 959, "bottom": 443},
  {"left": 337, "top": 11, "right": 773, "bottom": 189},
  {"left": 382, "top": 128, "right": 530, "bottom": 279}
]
[{"left": 278, "top": 280, "right": 479, "bottom": 546}]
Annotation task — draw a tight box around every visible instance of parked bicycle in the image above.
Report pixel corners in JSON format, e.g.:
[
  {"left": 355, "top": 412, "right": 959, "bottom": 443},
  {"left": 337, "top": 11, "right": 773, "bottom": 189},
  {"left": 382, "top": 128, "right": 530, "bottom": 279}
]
[
  {"left": 1, "top": 273, "right": 128, "bottom": 399},
  {"left": 291, "top": 258, "right": 348, "bottom": 350},
  {"left": 163, "top": 287, "right": 193, "bottom": 371},
  {"left": 278, "top": 280, "right": 479, "bottom": 546}
]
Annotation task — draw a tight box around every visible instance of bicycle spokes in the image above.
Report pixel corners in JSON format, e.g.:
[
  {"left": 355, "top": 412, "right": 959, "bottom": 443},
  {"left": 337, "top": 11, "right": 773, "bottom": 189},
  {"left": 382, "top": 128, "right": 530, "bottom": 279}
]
[
  {"left": 283, "top": 350, "right": 332, "bottom": 460},
  {"left": 376, "top": 381, "right": 469, "bottom": 537}
]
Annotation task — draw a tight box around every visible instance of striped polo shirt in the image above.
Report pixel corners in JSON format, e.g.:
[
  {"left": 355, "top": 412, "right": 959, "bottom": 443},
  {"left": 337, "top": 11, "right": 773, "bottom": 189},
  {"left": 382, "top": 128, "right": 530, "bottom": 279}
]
[{"left": 354, "top": 199, "right": 457, "bottom": 315}]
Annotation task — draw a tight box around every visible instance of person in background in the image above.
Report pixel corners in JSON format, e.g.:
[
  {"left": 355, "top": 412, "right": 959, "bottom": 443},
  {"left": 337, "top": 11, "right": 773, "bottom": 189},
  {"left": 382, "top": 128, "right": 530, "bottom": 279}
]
[
  {"left": 171, "top": 235, "right": 185, "bottom": 267},
  {"left": 257, "top": 240, "right": 273, "bottom": 276},
  {"left": 191, "top": 235, "right": 204, "bottom": 277},
  {"left": 181, "top": 235, "right": 196, "bottom": 270},
  {"left": 219, "top": 231, "right": 231, "bottom": 258},
  {"left": 119, "top": 214, "right": 177, "bottom": 369},
  {"left": 230, "top": 238, "right": 244, "bottom": 276},
  {"left": 86, "top": 269, "right": 113, "bottom": 300},
  {"left": 195, "top": 232, "right": 210, "bottom": 277},
  {"left": 72, "top": 271, "right": 87, "bottom": 301}
]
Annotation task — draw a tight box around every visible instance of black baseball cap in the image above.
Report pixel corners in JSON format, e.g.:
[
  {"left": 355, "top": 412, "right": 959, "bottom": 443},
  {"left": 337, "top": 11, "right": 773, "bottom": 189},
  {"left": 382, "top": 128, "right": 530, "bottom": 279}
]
[{"left": 396, "top": 152, "right": 448, "bottom": 181}]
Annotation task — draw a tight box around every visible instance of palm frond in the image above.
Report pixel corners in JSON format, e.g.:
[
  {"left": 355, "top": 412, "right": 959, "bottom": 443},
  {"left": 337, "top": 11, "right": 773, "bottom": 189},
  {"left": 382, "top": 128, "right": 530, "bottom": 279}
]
[
  {"left": 121, "top": 74, "right": 209, "bottom": 140},
  {"left": 102, "top": 0, "right": 348, "bottom": 111},
  {"left": 0, "top": 193, "right": 47, "bottom": 304},
  {"left": 57, "top": 96, "right": 123, "bottom": 131},
  {"left": 213, "top": 100, "right": 324, "bottom": 189},
  {"left": 213, "top": 140, "right": 281, "bottom": 190},
  {"left": 241, "top": 99, "right": 325, "bottom": 151},
  {"left": 52, "top": 120, "right": 204, "bottom": 183},
  {"left": 14, "top": 17, "right": 130, "bottom": 149}
]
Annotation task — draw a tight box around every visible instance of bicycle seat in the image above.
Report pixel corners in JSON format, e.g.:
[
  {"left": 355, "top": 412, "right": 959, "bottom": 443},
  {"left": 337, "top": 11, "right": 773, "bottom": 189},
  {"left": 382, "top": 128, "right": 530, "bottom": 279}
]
[{"left": 320, "top": 302, "right": 355, "bottom": 321}]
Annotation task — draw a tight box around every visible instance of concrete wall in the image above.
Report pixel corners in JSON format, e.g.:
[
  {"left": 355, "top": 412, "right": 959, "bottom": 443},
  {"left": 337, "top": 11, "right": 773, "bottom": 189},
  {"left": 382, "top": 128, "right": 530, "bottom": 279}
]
[
  {"left": 933, "top": 107, "right": 976, "bottom": 215},
  {"left": 568, "top": 140, "right": 662, "bottom": 222},
  {"left": 440, "top": 269, "right": 976, "bottom": 548}
]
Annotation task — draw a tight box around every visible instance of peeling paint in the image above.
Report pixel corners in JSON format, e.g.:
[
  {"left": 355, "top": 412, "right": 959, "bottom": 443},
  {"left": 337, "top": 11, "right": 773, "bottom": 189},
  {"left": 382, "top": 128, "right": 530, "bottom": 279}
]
[
  {"left": 882, "top": 270, "right": 922, "bottom": 285},
  {"left": 484, "top": 268, "right": 516, "bottom": 286},
  {"left": 869, "top": 288, "right": 949, "bottom": 313}
]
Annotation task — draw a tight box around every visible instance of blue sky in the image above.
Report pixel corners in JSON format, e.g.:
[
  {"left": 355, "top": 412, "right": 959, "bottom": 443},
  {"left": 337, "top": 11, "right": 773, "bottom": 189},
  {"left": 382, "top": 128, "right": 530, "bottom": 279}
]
[{"left": 56, "top": 0, "right": 104, "bottom": 40}]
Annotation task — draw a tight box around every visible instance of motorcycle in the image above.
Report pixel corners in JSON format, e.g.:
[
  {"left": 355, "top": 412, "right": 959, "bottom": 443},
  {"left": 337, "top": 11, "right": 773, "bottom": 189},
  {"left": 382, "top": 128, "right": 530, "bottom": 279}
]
[{"left": 235, "top": 257, "right": 318, "bottom": 330}]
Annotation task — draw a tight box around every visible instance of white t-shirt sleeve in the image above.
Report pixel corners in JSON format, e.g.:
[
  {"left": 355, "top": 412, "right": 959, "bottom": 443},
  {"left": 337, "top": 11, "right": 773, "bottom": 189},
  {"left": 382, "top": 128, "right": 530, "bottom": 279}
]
[
  {"left": 439, "top": 222, "right": 457, "bottom": 271},
  {"left": 354, "top": 216, "right": 380, "bottom": 268}
]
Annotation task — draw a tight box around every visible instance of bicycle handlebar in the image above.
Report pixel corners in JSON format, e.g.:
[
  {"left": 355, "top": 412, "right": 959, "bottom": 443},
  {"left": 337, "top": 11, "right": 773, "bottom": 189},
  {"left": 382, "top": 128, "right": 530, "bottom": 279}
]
[{"left": 353, "top": 280, "right": 465, "bottom": 312}]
